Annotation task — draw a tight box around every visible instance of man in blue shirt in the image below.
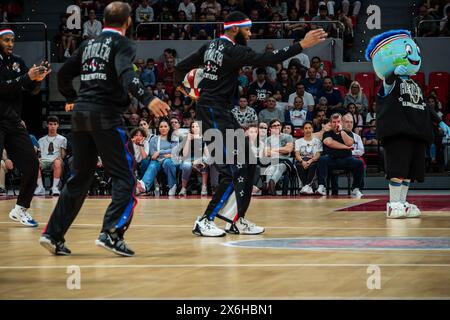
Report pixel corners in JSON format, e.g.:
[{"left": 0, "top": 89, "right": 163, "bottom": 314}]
[{"left": 318, "top": 76, "right": 345, "bottom": 117}]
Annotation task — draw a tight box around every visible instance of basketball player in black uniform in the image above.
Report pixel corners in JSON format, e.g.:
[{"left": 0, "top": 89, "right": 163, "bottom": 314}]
[
  {"left": 0, "top": 27, "right": 51, "bottom": 227},
  {"left": 175, "top": 11, "right": 327, "bottom": 237},
  {"left": 40, "top": 2, "right": 170, "bottom": 256}
]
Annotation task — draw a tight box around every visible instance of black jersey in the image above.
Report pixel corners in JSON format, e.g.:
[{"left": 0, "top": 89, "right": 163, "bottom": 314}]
[
  {"left": 376, "top": 76, "right": 441, "bottom": 144},
  {"left": 0, "top": 52, "right": 40, "bottom": 121},
  {"left": 174, "top": 36, "right": 304, "bottom": 108},
  {"left": 58, "top": 29, "right": 154, "bottom": 121}
]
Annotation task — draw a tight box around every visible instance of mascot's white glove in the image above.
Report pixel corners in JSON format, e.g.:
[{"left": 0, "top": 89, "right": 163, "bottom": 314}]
[
  {"left": 394, "top": 65, "right": 409, "bottom": 76},
  {"left": 439, "top": 121, "right": 450, "bottom": 138}
]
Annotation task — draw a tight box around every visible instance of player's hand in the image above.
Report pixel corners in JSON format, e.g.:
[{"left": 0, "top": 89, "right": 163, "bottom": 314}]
[
  {"left": 394, "top": 65, "right": 409, "bottom": 76},
  {"left": 439, "top": 121, "right": 450, "bottom": 138},
  {"left": 35, "top": 61, "right": 52, "bottom": 81},
  {"left": 148, "top": 97, "right": 170, "bottom": 118},
  {"left": 300, "top": 29, "right": 327, "bottom": 49},
  {"left": 65, "top": 103, "right": 74, "bottom": 112},
  {"left": 28, "top": 65, "right": 44, "bottom": 81},
  {"left": 5, "top": 159, "right": 14, "bottom": 170}
]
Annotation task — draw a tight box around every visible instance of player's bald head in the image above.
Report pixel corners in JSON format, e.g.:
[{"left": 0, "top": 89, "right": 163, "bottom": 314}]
[{"left": 104, "top": 1, "right": 131, "bottom": 27}]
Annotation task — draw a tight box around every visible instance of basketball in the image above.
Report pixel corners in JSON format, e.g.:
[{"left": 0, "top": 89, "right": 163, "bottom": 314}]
[{"left": 179, "top": 68, "right": 204, "bottom": 99}]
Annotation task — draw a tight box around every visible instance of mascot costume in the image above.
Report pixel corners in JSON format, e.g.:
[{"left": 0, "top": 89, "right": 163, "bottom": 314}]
[{"left": 366, "top": 29, "right": 450, "bottom": 219}]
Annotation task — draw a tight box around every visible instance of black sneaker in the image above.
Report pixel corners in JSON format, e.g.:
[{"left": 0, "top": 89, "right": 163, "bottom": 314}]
[
  {"left": 95, "top": 232, "right": 135, "bottom": 257},
  {"left": 39, "top": 234, "right": 71, "bottom": 256}
]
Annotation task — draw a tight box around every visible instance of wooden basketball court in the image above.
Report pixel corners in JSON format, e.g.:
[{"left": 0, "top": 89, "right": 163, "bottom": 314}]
[{"left": 1, "top": 194, "right": 450, "bottom": 299}]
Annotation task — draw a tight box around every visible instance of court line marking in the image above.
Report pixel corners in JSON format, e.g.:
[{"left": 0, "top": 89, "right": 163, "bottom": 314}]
[
  {"left": 2, "top": 263, "right": 450, "bottom": 270},
  {"left": 2, "top": 221, "right": 450, "bottom": 230}
]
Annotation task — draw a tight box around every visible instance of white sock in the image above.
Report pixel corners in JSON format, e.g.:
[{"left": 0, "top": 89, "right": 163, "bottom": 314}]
[
  {"left": 15, "top": 204, "right": 26, "bottom": 211},
  {"left": 53, "top": 178, "right": 60, "bottom": 188},
  {"left": 37, "top": 179, "right": 43, "bottom": 188},
  {"left": 389, "top": 180, "right": 402, "bottom": 203},
  {"left": 400, "top": 180, "right": 410, "bottom": 203}
]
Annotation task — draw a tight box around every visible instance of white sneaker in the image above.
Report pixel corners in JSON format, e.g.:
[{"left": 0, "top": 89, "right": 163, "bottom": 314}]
[
  {"left": 34, "top": 185, "right": 46, "bottom": 196},
  {"left": 386, "top": 202, "right": 407, "bottom": 219},
  {"left": 315, "top": 184, "right": 326, "bottom": 196},
  {"left": 251, "top": 186, "right": 261, "bottom": 196},
  {"left": 225, "top": 217, "right": 265, "bottom": 235},
  {"left": 135, "top": 180, "right": 146, "bottom": 195},
  {"left": 168, "top": 185, "right": 177, "bottom": 196},
  {"left": 9, "top": 206, "right": 38, "bottom": 227},
  {"left": 300, "top": 184, "right": 314, "bottom": 195},
  {"left": 179, "top": 187, "right": 187, "bottom": 196},
  {"left": 192, "top": 216, "right": 226, "bottom": 237},
  {"left": 64, "top": 48, "right": 71, "bottom": 58},
  {"left": 201, "top": 185, "right": 208, "bottom": 196},
  {"left": 51, "top": 186, "right": 60, "bottom": 196},
  {"left": 404, "top": 202, "right": 421, "bottom": 218},
  {"left": 351, "top": 188, "right": 363, "bottom": 198}
]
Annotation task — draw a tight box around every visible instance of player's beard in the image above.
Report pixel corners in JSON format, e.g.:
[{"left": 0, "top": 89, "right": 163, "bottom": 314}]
[{"left": 234, "top": 29, "right": 247, "bottom": 46}]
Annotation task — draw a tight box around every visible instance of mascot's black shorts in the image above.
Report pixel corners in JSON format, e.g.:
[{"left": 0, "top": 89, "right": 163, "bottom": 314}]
[{"left": 382, "top": 135, "right": 426, "bottom": 182}]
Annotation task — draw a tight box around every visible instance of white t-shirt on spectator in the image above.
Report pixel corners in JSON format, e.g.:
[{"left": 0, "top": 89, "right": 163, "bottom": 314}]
[
  {"left": 295, "top": 137, "right": 323, "bottom": 159},
  {"left": 135, "top": 5, "right": 154, "bottom": 22},
  {"left": 283, "top": 53, "right": 310, "bottom": 69},
  {"left": 38, "top": 134, "right": 67, "bottom": 162},
  {"left": 351, "top": 132, "right": 365, "bottom": 157},
  {"left": 178, "top": 2, "right": 196, "bottom": 21},
  {"left": 288, "top": 91, "right": 315, "bottom": 109},
  {"left": 82, "top": 19, "right": 102, "bottom": 38},
  {"left": 133, "top": 140, "right": 150, "bottom": 163},
  {"left": 289, "top": 108, "right": 307, "bottom": 127}
]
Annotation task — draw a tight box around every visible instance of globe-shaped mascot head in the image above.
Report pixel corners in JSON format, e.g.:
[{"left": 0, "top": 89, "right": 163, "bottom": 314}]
[{"left": 365, "top": 29, "right": 421, "bottom": 80}]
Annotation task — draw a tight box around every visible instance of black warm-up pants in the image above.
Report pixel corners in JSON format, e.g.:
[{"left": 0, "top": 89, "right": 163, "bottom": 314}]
[
  {"left": 197, "top": 105, "right": 256, "bottom": 223},
  {"left": 0, "top": 120, "right": 39, "bottom": 208},
  {"left": 42, "top": 127, "right": 137, "bottom": 243}
]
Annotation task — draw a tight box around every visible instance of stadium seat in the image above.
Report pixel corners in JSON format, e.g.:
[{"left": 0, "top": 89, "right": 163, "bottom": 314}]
[
  {"left": 429, "top": 72, "right": 449, "bottom": 91},
  {"left": 322, "top": 60, "right": 332, "bottom": 76},
  {"left": 411, "top": 72, "right": 426, "bottom": 90},
  {"left": 355, "top": 72, "right": 376, "bottom": 95},
  {"left": 334, "top": 85, "right": 347, "bottom": 98},
  {"left": 333, "top": 72, "right": 352, "bottom": 81}
]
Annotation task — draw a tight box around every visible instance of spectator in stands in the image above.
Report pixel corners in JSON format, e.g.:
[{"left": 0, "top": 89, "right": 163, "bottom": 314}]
[
  {"left": 153, "top": 81, "right": 170, "bottom": 101},
  {"left": 192, "top": 13, "right": 215, "bottom": 39},
  {"left": 295, "top": 121, "right": 322, "bottom": 194},
  {"left": 263, "top": 119, "right": 294, "bottom": 195},
  {"left": 247, "top": 124, "right": 264, "bottom": 195},
  {"left": 311, "top": 4, "right": 335, "bottom": 35},
  {"left": 183, "top": 106, "right": 197, "bottom": 128},
  {"left": 286, "top": 96, "right": 307, "bottom": 127},
  {"left": 363, "top": 119, "right": 378, "bottom": 154},
  {"left": 135, "top": 0, "right": 154, "bottom": 23},
  {"left": 366, "top": 101, "right": 377, "bottom": 123},
  {"left": 313, "top": 109, "right": 327, "bottom": 132},
  {"left": 178, "top": 121, "right": 209, "bottom": 196},
  {"left": 34, "top": 116, "right": 67, "bottom": 196},
  {"left": 201, "top": 0, "right": 221, "bottom": 21},
  {"left": 159, "top": 56, "right": 176, "bottom": 96},
  {"left": 259, "top": 96, "right": 285, "bottom": 124},
  {"left": 276, "top": 68, "right": 295, "bottom": 102},
  {"left": 139, "top": 119, "right": 154, "bottom": 142},
  {"left": 82, "top": 9, "right": 102, "bottom": 40},
  {"left": 136, "top": 119, "right": 179, "bottom": 196},
  {"left": 288, "top": 83, "right": 315, "bottom": 110},
  {"left": 248, "top": 68, "right": 274, "bottom": 110},
  {"left": 315, "top": 113, "right": 364, "bottom": 197},
  {"left": 249, "top": 9, "right": 265, "bottom": 39},
  {"left": 319, "top": 76, "right": 345, "bottom": 116},
  {"left": 128, "top": 113, "right": 141, "bottom": 128},
  {"left": 265, "top": 11, "right": 284, "bottom": 38},
  {"left": 440, "top": 5, "right": 450, "bottom": 36},
  {"left": 130, "top": 127, "right": 150, "bottom": 178},
  {"left": 427, "top": 95, "right": 444, "bottom": 118},
  {"left": 414, "top": 5, "right": 438, "bottom": 36},
  {"left": 344, "top": 81, "right": 369, "bottom": 116},
  {"left": 259, "top": 121, "right": 269, "bottom": 141},
  {"left": 302, "top": 68, "right": 324, "bottom": 100},
  {"left": 343, "top": 112, "right": 365, "bottom": 158},
  {"left": 287, "top": 62, "right": 302, "bottom": 86},
  {"left": 346, "top": 102, "right": 363, "bottom": 135},
  {"left": 282, "top": 123, "right": 293, "bottom": 136},
  {"left": 178, "top": 0, "right": 196, "bottom": 21},
  {"left": 58, "top": 14, "right": 78, "bottom": 59},
  {"left": 170, "top": 116, "right": 184, "bottom": 141},
  {"left": 0, "top": 150, "right": 13, "bottom": 195},
  {"left": 310, "top": 56, "right": 328, "bottom": 79},
  {"left": 232, "top": 96, "right": 259, "bottom": 129},
  {"left": 140, "top": 58, "right": 157, "bottom": 88},
  {"left": 342, "top": 0, "right": 362, "bottom": 17}
]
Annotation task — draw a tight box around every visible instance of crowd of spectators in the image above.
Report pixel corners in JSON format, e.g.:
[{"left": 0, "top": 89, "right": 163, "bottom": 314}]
[{"left": 413, "top": 0, "right": 450, "bottom": 37}]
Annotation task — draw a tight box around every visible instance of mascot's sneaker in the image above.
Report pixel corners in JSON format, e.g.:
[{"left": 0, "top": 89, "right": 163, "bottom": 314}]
[
  {"left": 404, "top": 202, "right": 421, "bottom": 218},
  {"left": 192, "top": 217, "right": 226, "bottom": 237},
  {"left": 386, "top": 202, "right": 407, "bottom": 219},
  {"left": 225, "top": 217, "right": 265, "bottom": 235}
]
